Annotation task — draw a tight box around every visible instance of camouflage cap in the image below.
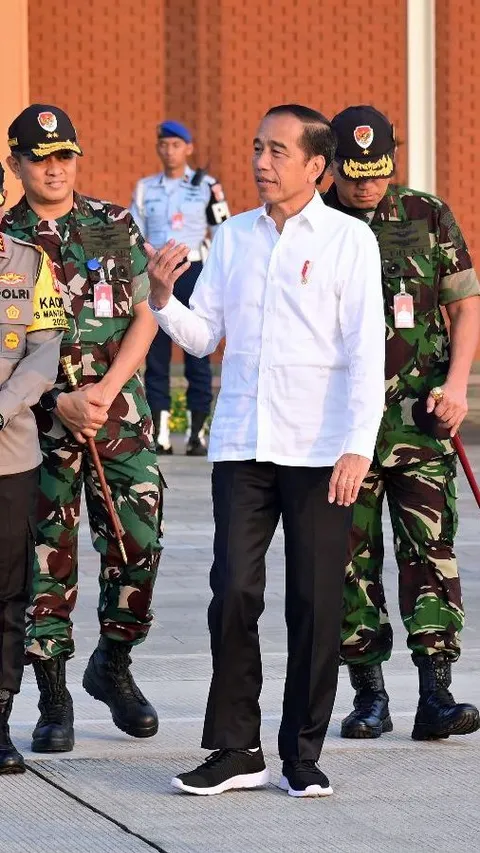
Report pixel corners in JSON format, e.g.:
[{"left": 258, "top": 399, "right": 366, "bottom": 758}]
[
  {"left": 8, "top": 104, "right": 83, "bottom": 160},
  {"left": 331, "top": 105, "right": 395, "bottom": 181}
]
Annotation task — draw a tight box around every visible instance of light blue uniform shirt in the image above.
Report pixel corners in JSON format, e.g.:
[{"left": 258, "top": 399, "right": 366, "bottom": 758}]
[{"left": 130, "top": 165, "right": 229, "bottom": 252}]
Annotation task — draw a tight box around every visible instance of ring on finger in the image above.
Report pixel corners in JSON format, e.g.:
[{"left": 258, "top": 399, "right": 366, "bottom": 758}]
[{"left": 431, "top": 386, "right": 444, "bottom": 403}]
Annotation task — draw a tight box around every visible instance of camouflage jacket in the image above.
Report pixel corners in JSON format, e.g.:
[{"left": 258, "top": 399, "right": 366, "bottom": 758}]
[
  {"left": 0, "top": 193, "right": 153, "bottom": 448},
  {"left": 323, "top": 184, "right": 480, "bottom": 466}
]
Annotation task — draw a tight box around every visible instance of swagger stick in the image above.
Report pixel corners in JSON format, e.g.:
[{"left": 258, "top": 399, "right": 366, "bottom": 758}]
[
  {"left": 431, "top": 387, "right": 480, "bottom": 510},
  {"left": 451, "top": 433, "right": 480, "bottom": 509},
  {"left": 60, "top": 355, "right": 128, "bottom": 564}
]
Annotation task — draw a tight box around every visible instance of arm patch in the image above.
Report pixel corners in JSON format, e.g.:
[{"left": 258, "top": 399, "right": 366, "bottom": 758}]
[{"left": 26, "top": 251, "right": 69, "bottom": 332}]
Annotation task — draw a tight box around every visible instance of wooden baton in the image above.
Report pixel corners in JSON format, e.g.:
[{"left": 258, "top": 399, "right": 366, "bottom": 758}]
[
  {"left": 430, "top": 386, "right": 480, "bottom": 510},
  {"left": 451, "top": 433, "right": 480, "bottom": 509},
  {"left": 60, "top": 356, "right": 128, "bottom": 564}
]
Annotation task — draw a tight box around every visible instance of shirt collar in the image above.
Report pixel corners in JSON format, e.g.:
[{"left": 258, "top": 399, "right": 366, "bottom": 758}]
[
  {"left": 159, "top": 165, "right": 193, "bottom": 186},
  {"left": 253, "top": 190, "right": 325, "bottom": 231},
  {"left": 0, "top": 233, "right": 12, "bottom": 258},
  {"left": 3, "top": 193, "right": 85, "bottom": 230}
]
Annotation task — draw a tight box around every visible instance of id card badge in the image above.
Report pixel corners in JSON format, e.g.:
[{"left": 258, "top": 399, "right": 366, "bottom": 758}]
[
  {"left": 171, "top": 212, "right": 184, "bottom": 231},
  {"left": 94, "top": 283, "right": 114, "bottom": 318},
  {"left": 393, "top": 291, "right": 415, "bottom": 328}
]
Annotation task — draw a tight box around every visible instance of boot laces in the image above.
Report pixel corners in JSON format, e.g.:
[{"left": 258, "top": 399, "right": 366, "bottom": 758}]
[
  {"left": 37, "top": 674, "right": 71, "bottom": 723},
  {"left": 431, "top": 687, "right": 456, "bottom": 706},
  {"left": 354, "top": 689, "right": 385, "bottom": 714},
  {"left": 107, "top": 651, "right": 146, "bottom": 704},
  {"left": 39, "top": 693, "right": 72, "bottom": 725}
]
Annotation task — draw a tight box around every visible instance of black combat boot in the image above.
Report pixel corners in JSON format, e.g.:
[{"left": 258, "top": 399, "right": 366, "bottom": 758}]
[
  {"left": 82, "top": 637, "right": 158, "bottom": 738},
  {"left": 411, "top": 653, "right": 480, "bottom": 740},
  {"left": 31, "top": 656, "right": 74, "bottom": 752},
  {"left": 0, "top": 690, "right": 25, "bottom": 774},
  {"left": 341, "top": 664, "right": 393, "bottom": 738},
  {"left": 186, "top": 411, "right": 208, "bottom": 456}
]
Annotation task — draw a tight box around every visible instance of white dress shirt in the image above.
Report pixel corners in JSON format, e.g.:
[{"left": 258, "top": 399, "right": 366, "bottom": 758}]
[{"left": 151, "top": 191, "right": 385, "bottom": 466}]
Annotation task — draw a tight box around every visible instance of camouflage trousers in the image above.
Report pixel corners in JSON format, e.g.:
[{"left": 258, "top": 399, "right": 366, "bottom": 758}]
[
  {"left": 25, "top": 430, "right": 162, "bottom": 660},
  {"left": 341, "top": 454, "right": 463, "bottom": 665}
]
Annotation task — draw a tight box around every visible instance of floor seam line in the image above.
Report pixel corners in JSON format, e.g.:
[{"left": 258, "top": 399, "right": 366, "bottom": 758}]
[{"left": 25, "top": 763, "right": 170, "bottom": 853}]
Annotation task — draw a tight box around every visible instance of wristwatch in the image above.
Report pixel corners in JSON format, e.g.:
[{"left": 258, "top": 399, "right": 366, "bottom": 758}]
[
  {"left": 40, "top": 388, "right": 63, "bottom": 413},
  {"left": 0, "top": 414, "right": 4, "bottom": 431}
]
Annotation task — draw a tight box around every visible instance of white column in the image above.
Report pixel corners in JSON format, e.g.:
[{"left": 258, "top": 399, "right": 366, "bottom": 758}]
[
  {"left": 406, "top": 0, "right": 436, "bottom": 193},
  {"left": 0, "top": 0, "right": 29, "bottom": 208}
]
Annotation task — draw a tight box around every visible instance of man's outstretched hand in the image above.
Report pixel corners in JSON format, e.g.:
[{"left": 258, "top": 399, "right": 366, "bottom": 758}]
[
  {"left": 146, "top": 240, "right": 191, "bottom": 310},
  {"left": 328, "top": 453, "right": 371, "bottom": 507}
]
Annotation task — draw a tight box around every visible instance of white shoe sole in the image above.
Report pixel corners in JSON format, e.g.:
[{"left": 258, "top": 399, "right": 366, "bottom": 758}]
[
  {"left": 171, "top": 767, "right": 270, "bottom": 796},
  {"left": 279, "top": 775, "right": 333, "bottom": 798}
]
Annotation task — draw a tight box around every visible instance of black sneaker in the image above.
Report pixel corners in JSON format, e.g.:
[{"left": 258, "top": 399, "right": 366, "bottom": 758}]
[
  {"left": 280, "top": 760, "right": 333, "bottom": 798},
  {"left": 171, "top": 748, "right": 269, "bottom": 795}
]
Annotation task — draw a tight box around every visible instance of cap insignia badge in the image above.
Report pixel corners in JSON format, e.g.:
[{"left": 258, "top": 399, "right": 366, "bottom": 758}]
[
  {"left": 38, "top": 112, "right": 58, "bottom": 133},
  {"left": 354, "top": 125, "right": 374, "bottom": 150}
]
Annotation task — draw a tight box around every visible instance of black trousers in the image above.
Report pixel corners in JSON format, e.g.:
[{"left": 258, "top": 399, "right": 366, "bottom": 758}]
[
  {"left": 145, "top": 261, "right": 213, "bottom": 413},
  {"left": 202, "top": 460, "right": 353, "bottom": 762},
  {"left": 0, "top": 467, "right": 38, "bottom": 693}
]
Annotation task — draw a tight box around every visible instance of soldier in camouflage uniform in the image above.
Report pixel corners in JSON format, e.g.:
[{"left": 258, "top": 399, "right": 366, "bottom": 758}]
[
  {"left": 2, "top": 104, "right": 163, "bottom": 752},
  {"left": 323, "top": 105, "right": 480, "bottom": 741}
]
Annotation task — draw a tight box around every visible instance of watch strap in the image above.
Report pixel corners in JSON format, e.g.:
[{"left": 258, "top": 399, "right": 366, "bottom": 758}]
[{"left": 40, "top": 388, "right": 63, "bottom": 412}]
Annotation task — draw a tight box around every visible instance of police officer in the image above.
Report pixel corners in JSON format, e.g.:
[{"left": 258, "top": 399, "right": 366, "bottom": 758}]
[
  {"left": 0, "top": 162, "right": 67, "bottom": 773},
  {"left": 130, "top": 120, "right": 230, "bottom": 455},
  {"left": 323, "top": 105, "right": 480, "bottom": 742},
  {"left": 2, "top": 104, "right": 162, "bottom": 753}
]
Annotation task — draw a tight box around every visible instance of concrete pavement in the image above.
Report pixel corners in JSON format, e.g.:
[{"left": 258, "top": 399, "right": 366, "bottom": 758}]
[{"left": 3, "top": 435, "right": 480, "bottom": 853}]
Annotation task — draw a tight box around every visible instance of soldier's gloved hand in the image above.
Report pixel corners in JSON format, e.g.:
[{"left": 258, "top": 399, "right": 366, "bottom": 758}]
[
  {"left": 426, "top": 381, "right": 468, "bottom": 437},
  {"left": 56, "top": 389, "right": 109, "bottom": 442},
  {"left": 328, "top": 453, "right": 371, "bottom": 507},
  {"left": 145, "top": 240, "right": 191, "bottom": 310}
]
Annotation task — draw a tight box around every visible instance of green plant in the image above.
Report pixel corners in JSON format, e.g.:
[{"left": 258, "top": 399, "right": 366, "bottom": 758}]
[
  {"left": 170, "top": 388, "right": 188, "bottom": 433},
  {"left": 169, "top": 387, "right": 216, "bottom": 433}
]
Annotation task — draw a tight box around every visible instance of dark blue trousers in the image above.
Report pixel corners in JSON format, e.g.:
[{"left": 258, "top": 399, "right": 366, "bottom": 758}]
[{"left": 145, "top": 262, "right": 213, "bottom": 413}]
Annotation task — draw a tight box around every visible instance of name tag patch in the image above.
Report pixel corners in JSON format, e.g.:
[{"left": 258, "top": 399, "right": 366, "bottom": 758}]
[{"left": 377, "top": 221, "right": 431, "bottom": 259}]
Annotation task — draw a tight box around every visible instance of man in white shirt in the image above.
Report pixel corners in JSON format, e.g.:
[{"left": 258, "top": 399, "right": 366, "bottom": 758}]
[{"left": 147, "top": 104, "right": 386, "bottom": 798}]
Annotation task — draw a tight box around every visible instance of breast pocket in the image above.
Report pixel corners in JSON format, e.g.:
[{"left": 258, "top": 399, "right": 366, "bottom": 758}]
[
  {"left": 182, "top": 197, "right": 206, "bottom": 230},
  {"left": 81, "top": 223, "right": 134, "bottom": 318},
  {"left": 382, "top": 252, "right": 437, "bottom": 315},
  {"left": 104, "top": 255, "right": 133, "bottom": 317},
  {"left": 146, "top": 197, "right": 169, "bottom": 227},
  {"left": 377, "top": 220, "right": 437, "bottom": 315}
]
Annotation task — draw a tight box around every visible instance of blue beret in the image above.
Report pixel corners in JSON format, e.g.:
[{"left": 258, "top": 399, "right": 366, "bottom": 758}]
[{"left": 157, "top": 120, "right": 192, "bottom": 144}]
